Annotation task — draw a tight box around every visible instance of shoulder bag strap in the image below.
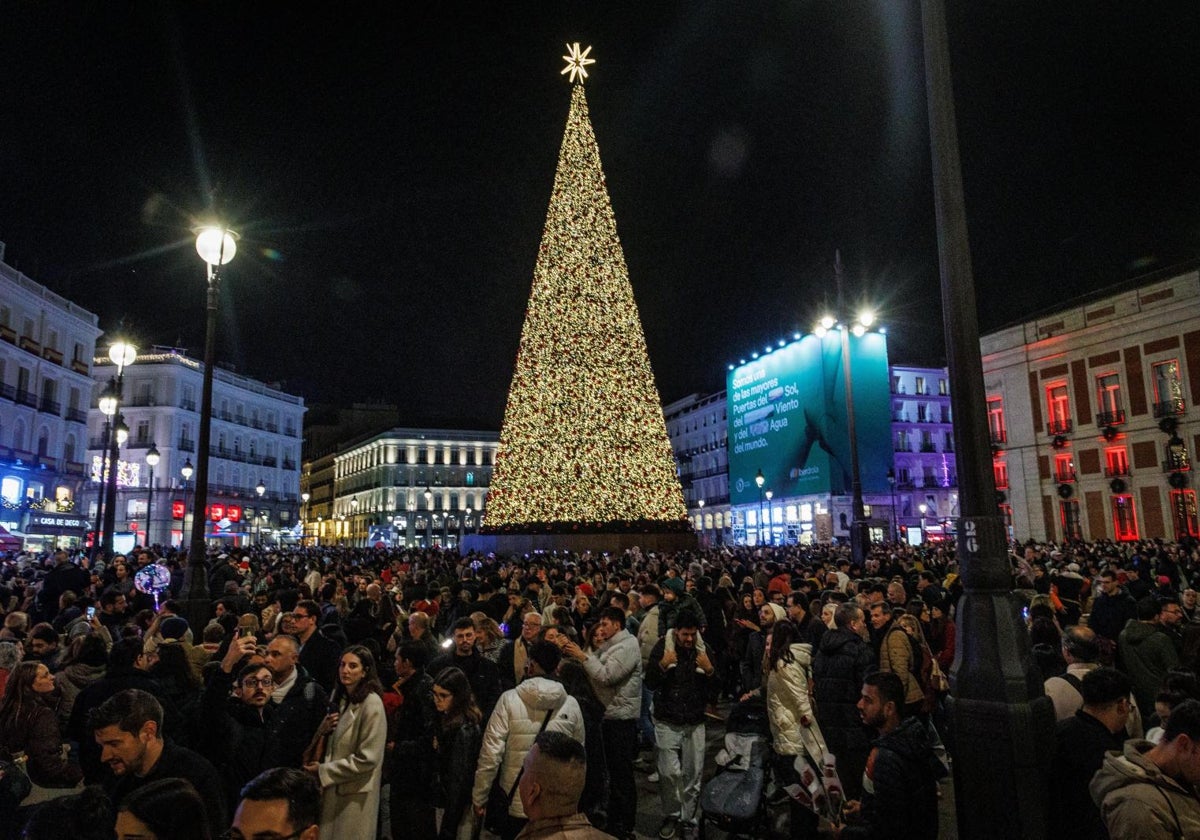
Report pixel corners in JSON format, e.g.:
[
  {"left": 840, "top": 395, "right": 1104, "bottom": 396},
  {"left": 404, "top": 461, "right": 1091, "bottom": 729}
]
[{"left": 505, "top": 709, "right": 555, "bottom": 804}]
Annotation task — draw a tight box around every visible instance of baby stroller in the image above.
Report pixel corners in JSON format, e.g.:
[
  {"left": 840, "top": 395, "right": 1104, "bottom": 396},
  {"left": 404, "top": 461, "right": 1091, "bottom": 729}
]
[{"left": 697, "top": 698, "right": 773, "bottom": 839}]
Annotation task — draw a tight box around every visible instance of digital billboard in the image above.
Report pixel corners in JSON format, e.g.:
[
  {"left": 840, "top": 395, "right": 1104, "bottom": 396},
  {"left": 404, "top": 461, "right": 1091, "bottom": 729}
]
[{"left": 726, "top": 331, "right": 892, "bottom": 505}]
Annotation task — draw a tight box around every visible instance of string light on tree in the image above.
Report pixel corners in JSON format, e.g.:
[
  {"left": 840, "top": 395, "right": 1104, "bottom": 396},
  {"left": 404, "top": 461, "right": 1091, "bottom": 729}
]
[{"left": 483, "top": 45, "right": 687, "bottom": 535}]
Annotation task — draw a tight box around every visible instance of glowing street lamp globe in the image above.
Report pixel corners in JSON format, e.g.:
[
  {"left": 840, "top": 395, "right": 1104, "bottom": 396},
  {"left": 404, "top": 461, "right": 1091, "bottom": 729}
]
[{"left": 195, "top": 227, "right": 238, "bottom": 266}]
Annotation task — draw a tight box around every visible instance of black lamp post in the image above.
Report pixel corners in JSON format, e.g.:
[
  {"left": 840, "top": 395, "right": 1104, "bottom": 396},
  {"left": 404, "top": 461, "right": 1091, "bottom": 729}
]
[
  {"left": 764, "top": 489, "right": 774, "bottom": 545},
  {"left": 182, "top": 226, "right": 237, "bottom": 631},
  {"left": 180, "top": 459, "right": 194, "bottom": 549},
  {"left": 101, "top": 342, "right": 136, "bottom": 558},
  {"left": 255, "top": 479, "right": 266, "bottom": 545},
  {"left": 919, "top": 0, "right": 1053, "bottom": 834},
  {"left": 91, "top": 378, "right": 119, "bottom": 561},
  {"left": 887, "top": 468, "right": 898, "bottom": 542},
  {"left": 754, "top": 468, "right": 765, "bottom": 546},
  {"left": 144, "top": 442, "right": 159, "bottom": 547}
]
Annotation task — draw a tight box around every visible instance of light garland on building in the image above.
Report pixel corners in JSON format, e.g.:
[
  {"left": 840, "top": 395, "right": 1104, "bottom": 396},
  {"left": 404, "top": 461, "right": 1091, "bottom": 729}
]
[{"left": 483, "top": 60, "right": 688, "bottom": 534}]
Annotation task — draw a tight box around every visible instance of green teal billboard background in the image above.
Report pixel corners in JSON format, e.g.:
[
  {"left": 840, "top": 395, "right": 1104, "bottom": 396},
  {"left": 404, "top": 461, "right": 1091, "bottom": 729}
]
[{"left": 726, "top": 331, "right": 891, "bottom": 505}]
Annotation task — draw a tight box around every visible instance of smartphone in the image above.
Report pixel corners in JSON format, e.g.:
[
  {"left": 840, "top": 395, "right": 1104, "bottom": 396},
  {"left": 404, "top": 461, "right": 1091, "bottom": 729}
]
[{"left": 86, "top": 606, "right": 96, "bottom": 620}]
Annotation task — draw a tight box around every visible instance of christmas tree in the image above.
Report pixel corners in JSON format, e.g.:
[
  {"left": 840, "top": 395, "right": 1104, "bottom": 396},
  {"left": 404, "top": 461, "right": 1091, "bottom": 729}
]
[{"left": 483, "top": 45, "right": 688, "bottom": 534}]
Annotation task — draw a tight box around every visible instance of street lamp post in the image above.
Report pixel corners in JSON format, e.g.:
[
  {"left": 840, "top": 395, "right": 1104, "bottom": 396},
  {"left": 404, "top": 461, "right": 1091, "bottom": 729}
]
[
  {"left": 91, "top": 379, "right": 120, "bottom": 561},
  {"left": 101, "top": 341, "right": 137, "bottom": 558},
  {"left": 183, "top": 226, "right": 238, "bottom": 631},
  {"left": 350, "top": 497, "right": 359, "bottom": 547},
  {"left": 424, "top": 487, "right": 433, "bottom": 547},
  {"left": 255, "top": 479, "right": 266, "bottom": 546},
  {"left": 764, "top": 490, "right": 774, "bottom": 545},
  {"left": 887, "top": 468, "right": 898, "bottom": 543},
  {"left": 697, "top": 498, "right": 705, "bottom": 547},
  {"left": 919, "top": 1, "right": 1054, "bottom": 833},
  {"left": 301, "top": 491, "right": 310, "bottom": 544},
  {"left": 918, "top": 502, "right": 928, "bottom": 542},
  {"left": 754, "top": 469, "right": 765, "bottom": 546},
  {"left": 180, "top": 460, "right": 194, "bottom": 549},
  {"left": 144, "top": 443, "right": 159, "bottom": 548}
]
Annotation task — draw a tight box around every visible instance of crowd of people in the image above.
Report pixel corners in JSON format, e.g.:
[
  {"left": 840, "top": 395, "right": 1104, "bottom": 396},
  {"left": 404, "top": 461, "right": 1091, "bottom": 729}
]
[{"left": 0, "top": 536, "right": 1197, "bottom": 839}]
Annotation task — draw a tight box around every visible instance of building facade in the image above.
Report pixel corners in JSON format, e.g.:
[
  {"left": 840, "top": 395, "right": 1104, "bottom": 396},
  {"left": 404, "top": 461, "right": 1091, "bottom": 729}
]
[
  {"left": 83, "top": 347, "right": 306, "bottom": 548},
  {"left": 981, "top": 265, "right": 1200, "bottom": 542},
  {"left": 889, "top": 365, "right": 959, "bottom": 541},
  {"left": 665, "top": 392, "right": 730, "bottom": 546},
  {"left": 0, "top": 246, "right": 102, "bottom": 548},
  {"left": 329, "top": 427, "right": 498, "bottom": 549}
]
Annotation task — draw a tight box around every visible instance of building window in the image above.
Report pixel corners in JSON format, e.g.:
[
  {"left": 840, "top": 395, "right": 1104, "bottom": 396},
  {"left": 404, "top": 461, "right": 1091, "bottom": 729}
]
[
  {"left": 1152, "top": 359, "right": 1186, "bottom": 417},
  {"left": 1095, "top": 372, "right": 1125, "bottom": 426},
  {"left": 987, "top": 397, "right": 1006, "bottom": 445},
  {"left": 1170, "top": 490, "right": 1199, "bottom": 539},
  {"left": 1046, "top": 382, "right": 1072, "bottom": 435},
  {"left": 1105, "top": 448, "right": 1130, "bottom": 478},
  {"left": 136, "top": 420, "right": 151, "bottom": 445},
  {"left": 1060, "top": 500, "right": 1082, "bottom": 540},
  {"left": 1113, "top": 495, "right": 1138, "bottom": 541},
  {"left": 915, "top": 376, "right": 926, "bottom": 395},
  {"left": 1055, "top": 454, "right": 1076, "bottom": 483},
  {"left": 896, "top": 431, "right": 910, "bottom": 452},
  {"left": 1, "top": 477, "right": 21, "bottom": 503},
  {"left": 993, "top": 461, "right": 1009, "bottom": 490},
  {"left": 466, "top": 472, "right": 475, "bottom": 486},
  {"left": 938, "top": 378, "right": 948, "bottom": 396}
]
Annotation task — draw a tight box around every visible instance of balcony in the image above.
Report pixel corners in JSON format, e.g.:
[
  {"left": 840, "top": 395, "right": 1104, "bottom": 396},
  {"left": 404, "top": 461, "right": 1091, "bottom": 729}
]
[
  {"left": 0, "top": 383, "right": 14, "bottom": 402},
  {"left": 180, "top": 400, "right": 197, "bottom": 412},
  {"left": 283, "top": 459, "right": 297, "bottom": 470},
  {"left": 1104, "top": 465, "right": 1131, "bottom": 478},
  {"left": 178, "top": 438, "right": 196, "bottom": 452},
  {"left": 1163, "top": 456, "right": 1191, "bottom": 473},
  {"left": 1096, "top": 410, "right": 1126, "bottom": 427},
  {"left": 1055, "top": 468, "right": 1077, "bottom": 483},
  {"left": 919, "top": 443, "right": 937, "bottom": 453},
  {"left": 1047, "top": 419, "right": 1073, "bottom": 436},
  {"left": 38, "top": 397, "right": 61, "bottom": 416},
  {"left": 0, "top": 324, "right": 15, "bottom": 344},
  {"left": 263, "top": 456, "right": 278, "bottom": 467},
  {"left": 42, "top": 346, "right": 63, "bottom": 364},
  {"left": 15, "top": 388, "right": 37, "bottom": 408},
  {"left": 18, "top": 336, "right": 39, "bottom": 353},
  {"left": 70, "top": 358, "right": 89, "bottom": 375},
  {"left": 1154, "top": 398, "right": 1186, "bottom": 419},
  {"left": 65, "top": 407, "right": 88, "bottom": 424}
]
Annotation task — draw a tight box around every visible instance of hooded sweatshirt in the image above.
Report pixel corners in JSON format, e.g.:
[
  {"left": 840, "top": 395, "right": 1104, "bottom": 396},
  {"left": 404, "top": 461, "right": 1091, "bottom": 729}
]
[
  {"left": 471, "top": 675, "right": 586, "bottom": 818},
  {"left": 1090, "top": 739, "right": 1200, "bottom": 840}
]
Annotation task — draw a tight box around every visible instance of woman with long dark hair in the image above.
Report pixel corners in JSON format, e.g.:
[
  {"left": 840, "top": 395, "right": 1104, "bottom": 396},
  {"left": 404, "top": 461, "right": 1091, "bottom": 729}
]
[
  {"left": 431, "top": 666, "right": 483, "bottom": 840},
  {"left": 115, "top": 777, "right": 212, "bottom": 840},
  {"left": 557, "top": 659, "right": 609, "bottom": 828},
  {"left": 304, "top": 644, "right": 386, "bottom": 839},
  {"left": 0, "top": 661, "right": 82, "bottom": 830},
  {"left": 148, "top": 642, "right": 200, "bottom": 747}
]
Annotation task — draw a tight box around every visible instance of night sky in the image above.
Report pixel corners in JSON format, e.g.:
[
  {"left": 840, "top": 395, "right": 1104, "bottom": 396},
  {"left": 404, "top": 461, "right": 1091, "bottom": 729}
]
[{"left": 1, "top": 2, "right": 1196, "bottom": 429}]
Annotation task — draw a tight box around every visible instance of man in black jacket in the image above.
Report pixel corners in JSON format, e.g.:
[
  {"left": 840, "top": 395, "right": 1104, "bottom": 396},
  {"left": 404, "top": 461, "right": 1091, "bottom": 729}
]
[
  {"left": 293, "top": 599, "right": 342, "bottom": 693},
  {"left": 37, "top": 550, "right": 89, "bottom": 621},
  {"left": 645, "top": 610, "right": 713, "bottom": 840},
  {"left": 386, "top": 640, "right": 438, "bottom": 839},
  {"left": 812, "top": 604, "right": 876, "bottom": 798},
  {"left": 262, "top": 635, "right": 328, "bottom": 769},
  {"left": 428, "top": 616, "right": 502, "bottom": 718},
  {"left": 1047, "top": 667, "right": 1131, "bottom": 840},
  {"left": 837, "top": 672, "right": 945, "bottom": 840},
  {"left": 201, "top": 635, "right": 284, "bottom": 814}
]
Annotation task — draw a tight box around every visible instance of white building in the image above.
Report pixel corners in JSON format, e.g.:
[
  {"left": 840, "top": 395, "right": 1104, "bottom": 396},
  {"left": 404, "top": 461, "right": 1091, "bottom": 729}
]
[
  {"left": 0, "top": 244, "right": 102, "bottom": 548},
  {"left": 664, "top": 392, "right": 729, "bottom": 546},
  {"left": 330, "top": 427, "right": 498, "bottom": 549},
  {"left": 981, "top": 264, "right": 1200, "bottom": 543},
  {"left": 889, "top": 364, "right": 960, "bottom": 541},
  {"left": 83, "top": 347, "right": 306, "bottom": 547}
]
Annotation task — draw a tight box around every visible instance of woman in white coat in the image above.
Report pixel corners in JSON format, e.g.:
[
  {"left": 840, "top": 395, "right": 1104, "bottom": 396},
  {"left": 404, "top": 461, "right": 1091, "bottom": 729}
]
[
  {"left": 304, "top": 644, "right": 387, "bottom": 838},
  {"left": 765, "top": 620, "right": 830, "bottom": 838}
]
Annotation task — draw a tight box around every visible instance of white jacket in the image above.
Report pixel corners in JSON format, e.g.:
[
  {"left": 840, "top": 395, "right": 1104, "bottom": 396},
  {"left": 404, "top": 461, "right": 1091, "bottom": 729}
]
[
  {"left": 766, "top": 642, "right": 828, "bottom": 762},
  {"left": 471, "top": 676, "right": 585, "bottom": 818},
  {"left": 583, "top": 629, "right": 643, "bottom": 721}
]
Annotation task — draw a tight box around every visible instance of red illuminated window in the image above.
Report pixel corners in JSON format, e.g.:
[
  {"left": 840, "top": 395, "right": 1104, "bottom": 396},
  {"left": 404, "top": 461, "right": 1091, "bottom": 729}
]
[
  {"left": 1054, "top": 454, "right": 1076, "bottom": 483},
  {"left": 1060, "top": 500, "right": 1082, "bottom": 540},
  {"left": 1095, "top": 372, "right": 1125, "bottom": 425},
  {"left": 1046, "top": 383, "right": 1071, "bottom": 435},
  {"left": 227, "top": 505, "right": 242, "bottom": 522},
  {"left": 987, "top": 397, "right": 1006, "bottom": 445},
  {"left": 1104, "top": 448, "right": 1129, "bottom": 478},
  {"left": 209, "top": 504, "right": 225, "bottom": 521},
  {"left": 1112, "top": 495, "right": 1138, "bottom": 541},
  {"left": 993, "top": 461, "right": 1009, "bottom": 490},
  {"left": 172, "top": 500, "right": 185, "bottom": 520},
  {"left": 1171, "top": 490, "right": 1199, "bottom": 539}
]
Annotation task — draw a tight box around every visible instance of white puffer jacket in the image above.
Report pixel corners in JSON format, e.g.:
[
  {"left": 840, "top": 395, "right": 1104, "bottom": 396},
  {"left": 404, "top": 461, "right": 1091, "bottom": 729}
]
[
  {"left": 583, "top": 629, "right": 643, "bottom": 721},
  {"left": 766, "top": 642, "right": 828, "bottom": 763},
  {"left": 471, "top": 676, "right": 586, "bottom": 818}
]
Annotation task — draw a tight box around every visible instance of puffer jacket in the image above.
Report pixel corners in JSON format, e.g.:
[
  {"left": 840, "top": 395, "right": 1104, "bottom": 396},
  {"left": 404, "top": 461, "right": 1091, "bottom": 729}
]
[
  {"left": 55, "top": 661, "right": 105, "bottom": 728},
  {"left": 1118, "top": 621, "right": 1180, "bottom": 713},
  {"left": 878, "top": 626, "right": 924, "bottom": 707},
  {"left": 636, "top": 604, "right": 664, "bottom": 666},
  {"left": 812, "top": 628, "right": 875, "bottom": 796},
  {"left": 841, "top": 716, "right": 945, "bottom": 840},
  {"left": 765, "top": 642, "right": 827, "bottom": 763},
  {"left": 583, "top": 629, "right": 642, "bottom": 721},
  {"left": 471, "top": 676, "right": 585, "bottom": 818},
  {"left": 1091, "top": 739, "right": 1200, "bottom": 840}
]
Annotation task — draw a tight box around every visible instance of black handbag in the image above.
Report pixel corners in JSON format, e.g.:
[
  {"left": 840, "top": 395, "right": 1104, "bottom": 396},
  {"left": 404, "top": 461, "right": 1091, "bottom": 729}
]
[{"left": 483, "top": 709, "right": 554, "bottom": 834}]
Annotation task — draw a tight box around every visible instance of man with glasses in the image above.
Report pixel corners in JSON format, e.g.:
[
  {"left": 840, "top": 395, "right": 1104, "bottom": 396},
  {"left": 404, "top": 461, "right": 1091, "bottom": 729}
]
[
  {"left": 201, "top": 632, "right": 285, "bottom": 815},
  {"left": 1119, "top": 596, "right": 1182, "bottom": 716},
  {"left": 227, "top": 766, "right": 320, "bottom": 840},
  {"left": 498, "top": 611, "right": 542, "bottom": 692},
  {"left": 293, "top": 599, "right": 341, "bottom": 693}
]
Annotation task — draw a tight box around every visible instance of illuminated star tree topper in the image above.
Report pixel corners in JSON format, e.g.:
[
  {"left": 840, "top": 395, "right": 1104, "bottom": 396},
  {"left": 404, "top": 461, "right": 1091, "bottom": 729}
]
[
  {"left": 561, "top": 42, "right": 595, "bottom": 84},
  {"left": 482, "top": 46, "right": 688, "bottom": 535}
]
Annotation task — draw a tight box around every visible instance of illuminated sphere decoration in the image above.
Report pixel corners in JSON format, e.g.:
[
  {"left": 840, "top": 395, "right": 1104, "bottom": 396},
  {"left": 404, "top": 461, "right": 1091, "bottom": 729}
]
[{"left": 482, "top": 49, "right": 688, "bottom": 536}]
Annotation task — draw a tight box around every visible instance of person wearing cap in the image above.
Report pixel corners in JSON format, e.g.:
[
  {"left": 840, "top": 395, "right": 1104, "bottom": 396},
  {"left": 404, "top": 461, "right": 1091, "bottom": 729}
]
[{"left": 472, "top": 639, "right": 585, "bottom": 840}]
